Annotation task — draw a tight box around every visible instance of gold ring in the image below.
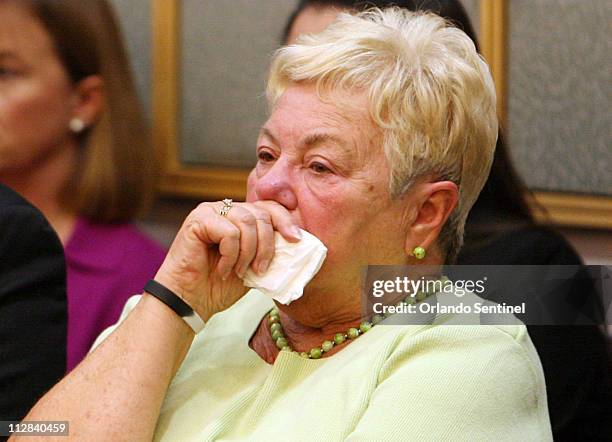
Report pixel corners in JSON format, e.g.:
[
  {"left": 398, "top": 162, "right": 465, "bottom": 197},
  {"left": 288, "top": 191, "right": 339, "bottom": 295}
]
[{"left": 220, "top": 198, "right": 233, "bottom": 217}]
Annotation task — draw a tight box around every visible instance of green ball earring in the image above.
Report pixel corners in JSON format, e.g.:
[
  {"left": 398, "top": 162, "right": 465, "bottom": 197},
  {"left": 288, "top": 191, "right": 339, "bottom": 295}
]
[{"left": 413, "top": 246, "right": 426, "bottom": 260}]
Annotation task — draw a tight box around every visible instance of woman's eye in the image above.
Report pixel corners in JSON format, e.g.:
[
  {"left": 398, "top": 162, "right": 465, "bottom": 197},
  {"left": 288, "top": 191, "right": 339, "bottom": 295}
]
[
  {"left": 309, "top": 162, "right": 331, "bottom": 174},
  {"left": 257, "top": 151, "right": 275, "bottom": 162},
  {"left": 0, "top": 67, "right": 16, "bottom": 77}
]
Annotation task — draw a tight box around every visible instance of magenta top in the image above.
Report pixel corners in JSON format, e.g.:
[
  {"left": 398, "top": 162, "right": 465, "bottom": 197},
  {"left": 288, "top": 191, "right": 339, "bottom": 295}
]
[{"left": 64, "top": 218, "right": 166, "bottom": 371}]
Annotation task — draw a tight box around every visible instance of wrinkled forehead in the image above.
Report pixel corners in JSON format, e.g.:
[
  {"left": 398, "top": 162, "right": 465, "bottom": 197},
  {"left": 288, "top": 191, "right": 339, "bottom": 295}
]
[
  {"left": 270, "top": 83, "right": 371, "bottom": 126},
  {"left": 260, "top": 84, "right": 386, "bottom": 172},
  {"left": 264, "top": 83, "right": 377, "bottom": 146}
]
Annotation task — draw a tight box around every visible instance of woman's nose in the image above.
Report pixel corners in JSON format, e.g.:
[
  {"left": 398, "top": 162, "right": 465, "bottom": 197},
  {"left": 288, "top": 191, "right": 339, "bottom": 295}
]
[{"left": 253, "top": 160, "right": 298, "bottom": 211}]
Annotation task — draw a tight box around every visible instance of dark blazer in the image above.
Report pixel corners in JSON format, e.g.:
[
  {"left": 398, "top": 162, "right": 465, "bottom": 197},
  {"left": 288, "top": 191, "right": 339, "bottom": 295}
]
[{"left": 0, "top": 184, "right": 67, "bottom": 423}]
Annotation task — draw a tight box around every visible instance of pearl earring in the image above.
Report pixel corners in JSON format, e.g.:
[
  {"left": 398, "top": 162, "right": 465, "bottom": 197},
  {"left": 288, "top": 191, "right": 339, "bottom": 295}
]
[{"left": 69, "top": 118, "right": 86, "bottom": 133}]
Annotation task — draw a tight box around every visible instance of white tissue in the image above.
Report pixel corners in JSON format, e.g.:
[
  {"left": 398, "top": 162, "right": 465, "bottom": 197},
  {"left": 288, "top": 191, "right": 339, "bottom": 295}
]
[{"left": 242, "top": 229, "right": 327, "bottom": 305}]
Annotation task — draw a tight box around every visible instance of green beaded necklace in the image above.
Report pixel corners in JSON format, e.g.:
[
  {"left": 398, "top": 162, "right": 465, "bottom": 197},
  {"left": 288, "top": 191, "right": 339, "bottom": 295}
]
[{"left": 268, "top": 276, "right": 447, "bottom": 359}]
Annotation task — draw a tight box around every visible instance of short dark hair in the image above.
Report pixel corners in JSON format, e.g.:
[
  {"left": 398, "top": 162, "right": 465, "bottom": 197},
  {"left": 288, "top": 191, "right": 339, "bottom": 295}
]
[{"left": 283, "top": 0, "right": 477, "bottom": 49}]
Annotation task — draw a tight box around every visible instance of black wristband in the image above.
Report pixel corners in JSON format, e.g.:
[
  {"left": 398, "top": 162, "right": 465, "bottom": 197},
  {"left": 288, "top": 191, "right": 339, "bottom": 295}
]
[{"left": 143, "top": 280, "right": 205, "bottom": 333}]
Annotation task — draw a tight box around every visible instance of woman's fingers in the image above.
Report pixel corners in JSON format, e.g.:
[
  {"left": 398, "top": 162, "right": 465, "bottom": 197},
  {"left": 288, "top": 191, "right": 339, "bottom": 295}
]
[
  {"left": 155, "top": 199, "right": 301, "bottom": 318},
  {"left": 253, "top": 200, "right": 302, "bottom": 243},
  {"left": 207, "top": 200, "right": 302, "bottom": 278},
  {"left": 220, "top": 204, "right": 277, "bottom": 276},
  {"left": 221, "top": 205, "right": 258, "bottom": 278},
  {"left": 189, "top": 203, "right": 242, "bottom": 281},
  {"left": 217, "top": 200, "right": 301, "bottom": 276},
  {"left": 215, "top": 223, "right": 241, "bottom": 280},
  {"left": 249, "top": 208, "right": 275, "bottom": 274}
]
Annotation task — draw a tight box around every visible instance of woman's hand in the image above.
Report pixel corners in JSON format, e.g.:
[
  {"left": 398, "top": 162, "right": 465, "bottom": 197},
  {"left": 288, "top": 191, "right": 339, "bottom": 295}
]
[
  {"left": 15, "top": 200, "right": 303, "bottom": 441},
  {"left": 154, "top": 200, "right": 301, "bottom": 321},
  {"left": 16, "top": 200, "right": 301, "bottom": 442}
]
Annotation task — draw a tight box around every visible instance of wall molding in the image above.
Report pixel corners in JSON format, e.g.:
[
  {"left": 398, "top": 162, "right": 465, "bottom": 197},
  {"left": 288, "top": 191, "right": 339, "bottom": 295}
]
[
  {"left": 532, "top": 192, "right": 612, "bottom": 230},
  {"left": 479, "top": 0, "right": 507, "bottom": 126},
  {"left": 152, "top": 0, "right": 249, "bottom": 200}
]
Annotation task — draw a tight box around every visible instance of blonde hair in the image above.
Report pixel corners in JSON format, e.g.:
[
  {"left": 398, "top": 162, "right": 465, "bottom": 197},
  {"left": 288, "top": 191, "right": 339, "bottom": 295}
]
[
  {"left": 28, "top": 0, "right": 154, "bottom": 223},
  {"left": 268, "top": 8, "right": 498, "bottom": 262}
]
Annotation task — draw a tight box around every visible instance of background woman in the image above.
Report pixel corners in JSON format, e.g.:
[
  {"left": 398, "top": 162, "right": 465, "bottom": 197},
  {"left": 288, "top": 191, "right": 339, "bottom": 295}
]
[{"left": 0, "top": 0, "right": 165, "bottom": 371}]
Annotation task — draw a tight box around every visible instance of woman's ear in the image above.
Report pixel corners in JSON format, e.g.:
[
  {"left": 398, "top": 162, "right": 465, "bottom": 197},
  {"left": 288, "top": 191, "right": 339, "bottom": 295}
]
[
  {"left": 403, "top": 181, "right": 459, "bottom": 259},
  {"left": 70, "top": 75, "right": 105, "bottom": 129}
]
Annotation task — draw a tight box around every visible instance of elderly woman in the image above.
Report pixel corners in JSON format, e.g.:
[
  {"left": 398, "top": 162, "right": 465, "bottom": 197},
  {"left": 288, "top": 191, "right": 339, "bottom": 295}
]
[
  {"left": 18, "top": 8, "right": 552, "bottom": 441},
  {"left": 284, "top": 2, "right": 612, "bottom": 440}
]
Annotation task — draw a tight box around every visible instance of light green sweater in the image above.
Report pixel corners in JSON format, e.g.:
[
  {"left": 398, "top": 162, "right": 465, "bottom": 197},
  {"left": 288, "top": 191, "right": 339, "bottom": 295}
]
[{"left": 97, "top": 290, "right": 552, "bottom": 441}]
